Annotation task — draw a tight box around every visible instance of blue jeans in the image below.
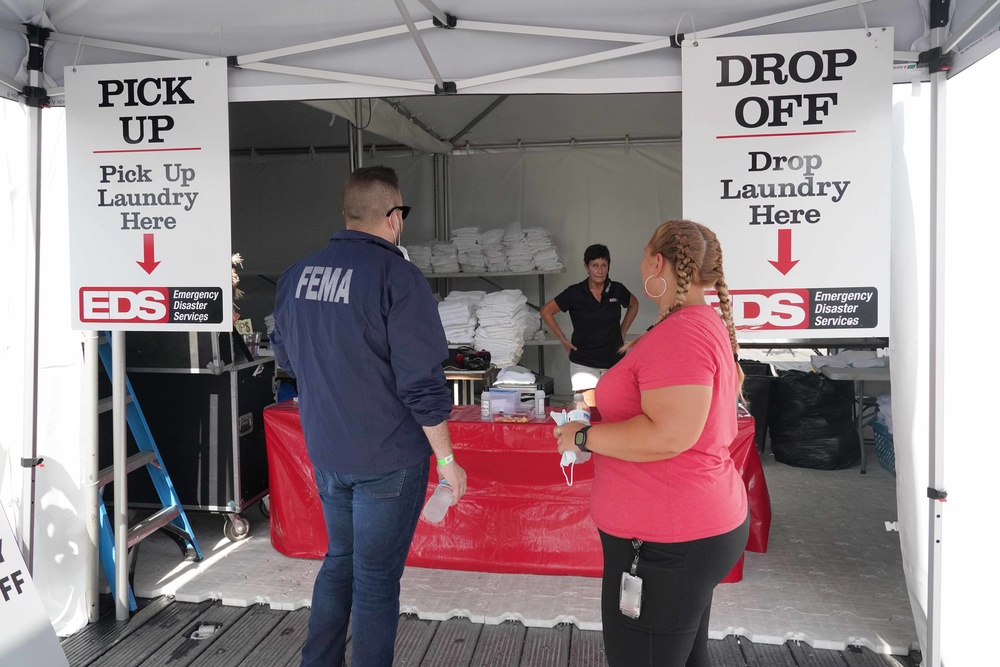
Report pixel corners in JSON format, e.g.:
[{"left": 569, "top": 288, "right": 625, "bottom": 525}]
[{"left": 300, "top": 458, "right": 429, "bottom": 667}]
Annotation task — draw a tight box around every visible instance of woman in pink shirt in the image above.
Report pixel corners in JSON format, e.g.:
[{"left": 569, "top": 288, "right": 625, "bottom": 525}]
[{"left": 554, "top": 220, "right": 749, "bottom": 667}]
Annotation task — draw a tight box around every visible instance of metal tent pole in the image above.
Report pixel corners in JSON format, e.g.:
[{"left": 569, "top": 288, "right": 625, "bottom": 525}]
[
  {"left": 82, "top": 332, "right": 100, "bottom": 622},
  {"left": 926, "top": 16, "right": 951, "bottom": 667},
  {"left": 112, "top": 331, "right": 129, "bottom": 620},
  {"left": 17, "top": 23, "right": 47, "bottom": 575}
]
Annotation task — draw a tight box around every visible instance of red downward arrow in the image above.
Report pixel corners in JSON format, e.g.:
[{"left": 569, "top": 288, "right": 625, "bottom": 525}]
[
  {"left": 768, "top": 229, "right": 799, "bottom": 275},
  {"left": 137, "top": 233, "right": 161, "bottom": 274}
]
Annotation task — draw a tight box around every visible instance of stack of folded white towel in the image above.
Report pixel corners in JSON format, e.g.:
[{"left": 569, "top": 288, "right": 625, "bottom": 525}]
[
  {"left": 405, "top": 244, "right": 433, "bottom": 272},
  {"left": 475, "top": 289, "right": 529, "bottom": 367},
  {"left": 495, "top": 365, "right": 537, "bottom": 386},
  {"left": 437, "top": 299, "right": 478, "bottom": 344},
  {"left": 453, "top": 228, "right": 487, "bottom": 272},
  {"left": 503, "top": 222, "right": 536, "bottom": 272},
  {"left": 523, "top": 309, "right": 544, "bottom": 340},
  {"left": 524, "top": 227, "right": 564, "bottom": 271},
  {"left": 430, "top": 243, "right": 460, "bottom": 274}
]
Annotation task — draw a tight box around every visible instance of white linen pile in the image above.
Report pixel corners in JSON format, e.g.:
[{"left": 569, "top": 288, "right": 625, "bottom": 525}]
[
  {"left": 495, "top": 365, "right": 537, "bottom": 386},
  {"left": 474, "top": 289, "right": 529, "bottom": 367},
  {"left": 437, "top": 299, "right": 477, "bottom": 344},
  {"left": 405, "top": 244, "right": 433, "bottom": 272},
  {"left": 430, "top": 242, "right": 460, "bottom": 273},
  {"left": 524, "top": 227, "right": 564, "bottom": 271},
  {"left": 523, "top": 309, "right": 544, "bottom": 340},
  {"left": 503, "top": 221, "right": 536, "bottom": 272}
]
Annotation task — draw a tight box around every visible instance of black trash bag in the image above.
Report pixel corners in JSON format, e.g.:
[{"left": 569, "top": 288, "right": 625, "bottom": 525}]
[
  {"left": 739, "top": 360, "right": 774, "bottom": 454},
  {"left": 767, "top": 370, "right": 860, "bottom": 470}
]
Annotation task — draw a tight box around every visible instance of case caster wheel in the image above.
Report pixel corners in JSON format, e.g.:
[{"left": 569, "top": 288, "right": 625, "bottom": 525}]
[
  {"left": 224, "top": 513, "right": 250, "bottom": 542},
  {"left": 259, "top": 495, "right": 270, "bottom": 518}
]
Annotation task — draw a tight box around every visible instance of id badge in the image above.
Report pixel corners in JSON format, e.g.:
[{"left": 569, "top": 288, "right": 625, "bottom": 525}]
[{"left": 619, "top": 572, "right": 643, "bottom": 619}]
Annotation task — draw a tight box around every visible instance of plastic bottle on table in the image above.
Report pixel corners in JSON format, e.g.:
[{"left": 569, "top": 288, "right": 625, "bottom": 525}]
[
  {"left": 480, "top": 390, "right": 491, "bottom": 419},
  {"left": 565, "top": 393, "right": 592, "bottom": 463},
  {"left": 422, "top": 480, "right": 453, "bottom": 523},
  {"left": 534, "top": 389, "right": 546, "bottom": 417}
]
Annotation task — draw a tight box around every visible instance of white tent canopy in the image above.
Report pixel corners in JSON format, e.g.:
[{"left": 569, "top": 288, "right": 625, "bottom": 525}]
[
  {"left": 2, "top": 0, "right": 999, "bottom": 102},
  {"left": 3, "top": 3, "right": 1000, "bottom": 667}
]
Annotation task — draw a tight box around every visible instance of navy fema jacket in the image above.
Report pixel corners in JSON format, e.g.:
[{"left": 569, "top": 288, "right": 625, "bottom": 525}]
[{"left": 271, "top": 230, "right": 452, "bottom": 474}]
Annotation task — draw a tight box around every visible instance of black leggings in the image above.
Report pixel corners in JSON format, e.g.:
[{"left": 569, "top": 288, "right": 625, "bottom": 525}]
[{"left": 599, "top": 513, "right": 750, "bottom": 667}]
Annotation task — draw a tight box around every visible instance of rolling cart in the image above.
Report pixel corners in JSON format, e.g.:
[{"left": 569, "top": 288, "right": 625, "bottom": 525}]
[{"left": 98, "top": 330, "right": 275, "bottom": 541}]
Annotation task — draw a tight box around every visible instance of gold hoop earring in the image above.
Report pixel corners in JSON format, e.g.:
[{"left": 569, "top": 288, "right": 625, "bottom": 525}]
[{"left": 644, "top": 275, "right": 667, "bottom": 299}]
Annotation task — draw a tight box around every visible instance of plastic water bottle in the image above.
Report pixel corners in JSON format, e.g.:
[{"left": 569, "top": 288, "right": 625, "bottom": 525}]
[
  {"left": 422, "top": 480, "right": 453, "bottom": 523},
  {"left": 568, "top": 393, "right": 591, "bottom": 426},
  {"left": 534, "top": 389, "right": 546, "bottom": 417},
  {"left": 480, "top": 390, "right": 491, "bottom": 419},
  {"left": 566, "top": 393, "right": 592, "bottom": 464}
]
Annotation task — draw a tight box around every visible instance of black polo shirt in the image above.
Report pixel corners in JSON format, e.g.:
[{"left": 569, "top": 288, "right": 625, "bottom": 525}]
[{"left": 554, "top": 278, "right": 633, "bottom": 369}]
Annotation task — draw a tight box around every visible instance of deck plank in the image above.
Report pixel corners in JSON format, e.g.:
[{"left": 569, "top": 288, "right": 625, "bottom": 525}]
[
  {"left": 469, "top": 621, "right": 526, "bottom": 667},
  {"left": 709, "top": 635, "right": 751, "bottom": 666},
  {"left": 419, "top": 617, "right": 482, "bottom": 666},
  {"left": 739, "top": 637, "right": 799, "bottom": 667},
  {"left": 84, "top": 599, "right": 216, "bottom": 667},
  {"left": 187, "top": 604, "right": 287, "bottom": 667},
  {"left": 788, "top": 640, "right": 851, "bottom": 666},
  {"left": 519, "top": 624, "right": 571, "bottom": 667},
  {"left": 140, "top": 601, "right": 252, "bottom": 667},
  {"left": 390, "top": 614, "right": 438, "bottom": 666},
  {"left": 61, "top": 596, "right": 175, "bottom": 667},
  {"left": 239, "top": 607, "right": 311, "bottom": 667},
  {"left": 568, "top": 624, "right": 608, "bottom": 666},
  {"left": 841, "top": 644, "right": 917, "bottom": 667}
]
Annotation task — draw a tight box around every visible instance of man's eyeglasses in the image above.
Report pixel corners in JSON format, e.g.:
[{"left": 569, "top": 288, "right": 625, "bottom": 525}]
[{"left": 386, "top": 205, "right": 411, "bottom": 220}]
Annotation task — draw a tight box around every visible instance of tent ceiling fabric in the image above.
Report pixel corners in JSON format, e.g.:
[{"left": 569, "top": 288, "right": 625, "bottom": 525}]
[{"left": 2, "top": 0, "right": 1000, "bottom": 101}]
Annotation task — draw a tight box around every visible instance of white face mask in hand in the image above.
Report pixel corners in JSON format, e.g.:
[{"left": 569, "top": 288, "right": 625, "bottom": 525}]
[{"left": 561, "top": 449, "right": 578, "bottom": 486}]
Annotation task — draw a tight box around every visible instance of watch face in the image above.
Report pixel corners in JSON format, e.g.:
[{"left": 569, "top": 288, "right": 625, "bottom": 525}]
[{"left": 575, "top": 429, "right": 586, "bottom": 446}]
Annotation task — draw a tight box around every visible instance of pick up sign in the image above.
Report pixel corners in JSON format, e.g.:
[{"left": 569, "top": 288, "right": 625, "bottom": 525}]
[
  {"left": 65, "top": 58, "right": 233, "bottom": 332},
  {"left": 682, "top": 29, "right": 892, "bottom": 340}
]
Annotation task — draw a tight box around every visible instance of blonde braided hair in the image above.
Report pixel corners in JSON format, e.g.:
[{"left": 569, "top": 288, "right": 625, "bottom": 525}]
[{"left": 623, "top": 220, "right": 744, "bottom": 395}]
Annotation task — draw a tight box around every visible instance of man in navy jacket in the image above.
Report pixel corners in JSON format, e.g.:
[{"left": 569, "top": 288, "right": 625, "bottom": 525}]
[{"left": 271, "top": 166, "right": 467, "bottom": 667}]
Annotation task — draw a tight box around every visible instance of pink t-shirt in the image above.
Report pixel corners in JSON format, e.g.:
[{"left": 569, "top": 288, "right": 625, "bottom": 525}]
[{"left": 591, "top": 305, "right": 748, "bottom": 543}]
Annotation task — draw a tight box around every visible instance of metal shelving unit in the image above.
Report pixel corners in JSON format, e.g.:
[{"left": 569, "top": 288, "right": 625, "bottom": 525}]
[{"left": 422, "top": 268, "right": 564, "bottom": 373}]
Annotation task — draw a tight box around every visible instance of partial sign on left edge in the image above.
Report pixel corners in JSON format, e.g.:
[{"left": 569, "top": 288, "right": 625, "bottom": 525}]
[{"left": 65, "top": 58, "right": 232, "bottom": 331}]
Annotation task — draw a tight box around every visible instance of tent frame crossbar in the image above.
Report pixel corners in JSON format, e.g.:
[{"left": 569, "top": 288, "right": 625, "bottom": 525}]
[
  {"left": 945, "top": 0, "right": 1000, "bottom": 53},
  {"left": 458, "top": 21, "right": 666, "bottom": 44},
  {"left": 393, "top": 0, "right": 447, "bottom": 91},
  {"left": 456, "top": 37, "right": 674, "bottom": 90},
  {"left": 47, "top": 30, "right": 206, "bottom": 60},
  {"left": 238, "top": 62, "right": 434, "bottom": 93},
  {"left": 238, "top": 22, "right": 432, "bottom": 65},
  {"left": 678, "top": 0, "right": 877, "bottom": 42}
]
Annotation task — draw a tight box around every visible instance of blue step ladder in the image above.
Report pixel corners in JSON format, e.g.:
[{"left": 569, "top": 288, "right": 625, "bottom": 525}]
[{"left": 96, "top": 333, "right": 203, "bottom": 611}]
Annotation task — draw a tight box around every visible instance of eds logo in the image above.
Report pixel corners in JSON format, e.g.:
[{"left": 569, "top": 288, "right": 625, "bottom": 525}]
[
  {"left": 80, "top": 287, "right": 169, "bottom": 323},
  {"left": 707, "top": 289, "right": 809, "bottom": 330}
]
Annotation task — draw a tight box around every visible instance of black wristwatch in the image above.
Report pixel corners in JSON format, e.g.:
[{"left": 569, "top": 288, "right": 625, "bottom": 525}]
[{"left": 574, "top": 425, "right": 592, "bottom": 452}]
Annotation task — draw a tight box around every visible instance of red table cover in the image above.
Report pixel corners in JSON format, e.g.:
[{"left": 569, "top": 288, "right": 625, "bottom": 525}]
[{"left": 263, "top": 402, "right": 771, "bottom": 581}]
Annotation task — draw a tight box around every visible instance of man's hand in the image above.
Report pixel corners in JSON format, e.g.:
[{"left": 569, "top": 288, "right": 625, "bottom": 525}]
[
  {"left": 436, "top": 460, "right": 467, "bottom": 504},
  {"left": 560, "top": 338, "right": 578, "bottom": 354},
  {"left": 423, "top": 421, "right": 467, "bottom": 504}
]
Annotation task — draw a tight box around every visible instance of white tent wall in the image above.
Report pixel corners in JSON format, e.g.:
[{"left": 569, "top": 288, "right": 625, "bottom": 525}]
[
  {"left": 939, "top": 47, "right": 1000, "bottom": 665},
  {"left": 0, "top": 100, "right": 89, "bottom": 635},
  {"left": 448, "top": 144, "right": 681, "bottom": 393},
  {"left": 228, "top": 149, "right": 438, "bottom": 326},
  {"left": 890, "top": 83, "right": 931, "bottom": 656}
]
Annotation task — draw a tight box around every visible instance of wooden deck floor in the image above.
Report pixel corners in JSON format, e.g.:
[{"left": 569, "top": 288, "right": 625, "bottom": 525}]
[{"left": 60, "top": 597, "right": 921, "bottom": 667}]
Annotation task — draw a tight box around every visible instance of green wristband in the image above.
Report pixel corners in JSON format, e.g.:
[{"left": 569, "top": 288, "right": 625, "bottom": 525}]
[{"left": 437, "top": 453, "right": 455, "bottom": 466}]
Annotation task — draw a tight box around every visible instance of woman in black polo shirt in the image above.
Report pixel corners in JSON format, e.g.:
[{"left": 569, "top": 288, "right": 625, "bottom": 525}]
[{"left": 540, "top": 244, "right": 639, "bottom": 406}]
